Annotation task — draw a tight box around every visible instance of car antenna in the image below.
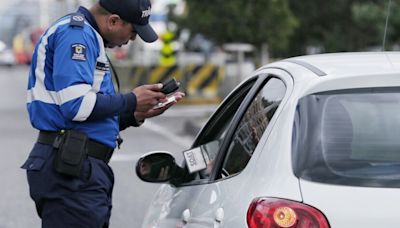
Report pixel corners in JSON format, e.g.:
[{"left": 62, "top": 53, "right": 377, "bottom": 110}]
[{"left": 382, "top": 0, "right": 392, "bottom": 51}]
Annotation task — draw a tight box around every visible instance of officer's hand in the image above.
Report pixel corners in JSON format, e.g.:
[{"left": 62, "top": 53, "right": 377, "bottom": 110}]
[
  {"left": 133, "top": 84, "right": 166, "bottom": 112},
  {"left": 134, "top": 91, "right": 185, "bottom": 121}
]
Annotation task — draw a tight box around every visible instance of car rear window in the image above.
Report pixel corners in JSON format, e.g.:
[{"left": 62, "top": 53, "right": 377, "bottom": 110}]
[{"left": 293, "top": 87, "right": 400, "bottom": 188}]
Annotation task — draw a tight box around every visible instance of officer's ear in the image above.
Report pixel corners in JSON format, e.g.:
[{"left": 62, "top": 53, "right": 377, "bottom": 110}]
[{"left": 106, "top": 14, "right": 122, "bottom": 30}]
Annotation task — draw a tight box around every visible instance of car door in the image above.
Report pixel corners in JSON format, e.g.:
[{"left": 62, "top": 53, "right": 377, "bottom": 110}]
[{"left": 142, "top": 69, "right": 292, "bottom": 228}]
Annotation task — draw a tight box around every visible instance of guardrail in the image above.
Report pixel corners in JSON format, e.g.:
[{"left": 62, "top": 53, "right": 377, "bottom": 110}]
[{"left": 114, "top": 64, "right": 225, "bottom": 104}]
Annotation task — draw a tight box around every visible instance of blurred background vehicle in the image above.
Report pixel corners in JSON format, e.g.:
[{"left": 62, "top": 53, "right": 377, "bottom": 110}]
[
  {"left": 0, "top": 0, "right": 90, "bottom": 66},
  {"left": 0, "top": 0, "right": 40, "bottom": 66},
  {"left": 0, "top": 40, "right": 16, "bottom": 66}
]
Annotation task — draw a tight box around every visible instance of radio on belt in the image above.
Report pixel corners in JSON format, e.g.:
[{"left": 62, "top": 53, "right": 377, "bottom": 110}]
[{"left": 161, "top": 78, "right": 180, "bottom": 94}]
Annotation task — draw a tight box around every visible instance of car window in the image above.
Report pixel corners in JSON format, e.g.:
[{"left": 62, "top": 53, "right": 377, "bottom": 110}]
[
  {"left": 293, "top": 87, "right": 400, "bottom": 188},
  {"left": 186, "top": 79, "right": 257, "bottom": 181},
  {"left": 220, "top": 77, "right": 286, "bottom": 177}
]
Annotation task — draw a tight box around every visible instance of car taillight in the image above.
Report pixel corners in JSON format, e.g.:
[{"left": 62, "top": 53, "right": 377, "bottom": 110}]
[{"left": 247, "top": 197, "right": 330, "bottom": 228}]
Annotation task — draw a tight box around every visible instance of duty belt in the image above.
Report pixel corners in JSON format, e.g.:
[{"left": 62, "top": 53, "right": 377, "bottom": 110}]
[{"left": 37, "top": 131, "right": 114, "bottom": 163}]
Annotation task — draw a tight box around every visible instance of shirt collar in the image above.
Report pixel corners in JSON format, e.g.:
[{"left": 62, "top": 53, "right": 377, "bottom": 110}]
[
  {"left": 77, "top": 6, "right": 100, "bottom": 33},
  {"left": 78, "top": 6, "right": 110, "bottom": 46}
]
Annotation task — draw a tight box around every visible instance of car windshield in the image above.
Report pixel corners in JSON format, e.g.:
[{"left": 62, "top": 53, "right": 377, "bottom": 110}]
[{"left": 293, "top": 87, "right": 400, "bottom": 188}]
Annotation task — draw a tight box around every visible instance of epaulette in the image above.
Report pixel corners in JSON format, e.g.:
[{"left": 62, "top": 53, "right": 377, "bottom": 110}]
[{"left": 69, "top": 13, "right": 85, "bottom": 28}]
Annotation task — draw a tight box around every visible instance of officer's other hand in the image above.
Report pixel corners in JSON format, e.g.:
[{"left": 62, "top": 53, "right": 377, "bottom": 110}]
[
  {"left": 134, "top": 91, "right": 185, "bottom": 121},
  {"left": 166, "top": 91, "right": 185, "bottom": 103},
  {"left": 133, "top": 84, "right": 166, "bottom": 112}
]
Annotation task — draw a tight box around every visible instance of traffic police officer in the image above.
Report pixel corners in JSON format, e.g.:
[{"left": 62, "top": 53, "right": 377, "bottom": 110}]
[{"left": 21, "top": 0, "right": 184, "bottom": 227}]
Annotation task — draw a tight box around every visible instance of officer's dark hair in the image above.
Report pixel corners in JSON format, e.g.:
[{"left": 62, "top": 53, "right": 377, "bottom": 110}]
[
  {"left": 93, "top": 3, "right": 112, "bottom": 16},
  {"left": 93, "top": 3, "right": 131, "bottom": 25}
]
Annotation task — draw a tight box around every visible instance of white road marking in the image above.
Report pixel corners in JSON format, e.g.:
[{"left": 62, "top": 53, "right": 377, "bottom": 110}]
[
  {"left": 161, "top": 105, "right": 217, "bottom": 117},
  {"left": 111, "top": 120, "right": 194, "bottom": 162},
  {"left": 111, "top": 153, "right": 141, "bottom": 162},
  {"left": 143, "top": 120, "right": 194, "bottom": 148}
]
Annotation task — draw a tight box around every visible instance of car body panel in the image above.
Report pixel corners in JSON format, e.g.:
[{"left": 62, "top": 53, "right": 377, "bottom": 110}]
[
  {"left": 287, "top": 52, "right": 400, "bottom": 76},
  {"left": 300, "top": 180, "right": 400, "bottom": 228}
]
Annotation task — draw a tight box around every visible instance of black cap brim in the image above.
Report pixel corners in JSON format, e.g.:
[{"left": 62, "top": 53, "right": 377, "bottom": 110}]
[{"left": 134, "top": 24, "right": 158, "bottom": 43}]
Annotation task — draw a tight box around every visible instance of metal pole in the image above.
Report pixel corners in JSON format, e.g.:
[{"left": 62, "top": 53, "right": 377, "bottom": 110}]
[{"left": 382, "top": 0, "right": 392, "bottom": 51}]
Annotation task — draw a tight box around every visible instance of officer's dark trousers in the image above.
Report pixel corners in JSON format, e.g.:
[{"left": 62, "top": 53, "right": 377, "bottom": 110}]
[{"left": 21, "top": 143, "right": 114, "bottom": 228}]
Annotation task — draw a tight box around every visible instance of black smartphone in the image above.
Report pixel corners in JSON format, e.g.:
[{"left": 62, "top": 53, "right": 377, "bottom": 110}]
[{"left": 161, "top": 78, "right": 180, "bottom": 94}]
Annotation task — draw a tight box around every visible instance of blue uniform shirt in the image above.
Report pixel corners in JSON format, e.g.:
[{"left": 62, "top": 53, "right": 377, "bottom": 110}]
[{"left": 27, "top": 7, "right": 137, "bottom": 148}]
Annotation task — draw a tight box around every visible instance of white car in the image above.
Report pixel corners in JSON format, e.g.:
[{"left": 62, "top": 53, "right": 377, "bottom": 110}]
[
  {"left": 0, "top": 40, "right": 15, "bottom": 66},
  {"left": 136, "top": 52, "right": 400, "bottom": 228}
]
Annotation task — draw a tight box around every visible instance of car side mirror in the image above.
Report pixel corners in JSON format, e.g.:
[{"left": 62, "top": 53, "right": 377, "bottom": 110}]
[{"left": 136, "top": 152, "right": 178, "bottom": 183}]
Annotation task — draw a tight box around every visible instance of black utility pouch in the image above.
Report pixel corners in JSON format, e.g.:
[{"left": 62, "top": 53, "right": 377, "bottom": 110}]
[{"left": 53, "top": 130, "right": 88, "bottom": 177}]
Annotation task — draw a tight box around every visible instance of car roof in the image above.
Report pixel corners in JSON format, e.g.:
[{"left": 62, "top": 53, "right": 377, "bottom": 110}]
[{"left": 266, "top": 52, "right": 400, "bottom": 79}]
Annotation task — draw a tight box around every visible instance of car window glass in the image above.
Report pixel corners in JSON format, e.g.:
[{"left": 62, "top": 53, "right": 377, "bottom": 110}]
[
  {"left": 187, "top": 80, "right": 256, "bottom": 181},
  {"left": 220, "top": 77, "right": 286, "bottom": 177},
  {"left": 293, "top": 87, "right": 400, "bottom": 188}
]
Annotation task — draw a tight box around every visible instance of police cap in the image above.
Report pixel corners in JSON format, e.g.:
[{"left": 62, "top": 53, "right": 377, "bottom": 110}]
[{"left": 99, "top": 0, "right": 158, "bottom": 43}]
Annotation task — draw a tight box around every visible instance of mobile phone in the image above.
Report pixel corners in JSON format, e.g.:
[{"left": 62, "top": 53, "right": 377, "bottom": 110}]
[{"left": 161, "top": 78, "right": 180, "bottom": 95}]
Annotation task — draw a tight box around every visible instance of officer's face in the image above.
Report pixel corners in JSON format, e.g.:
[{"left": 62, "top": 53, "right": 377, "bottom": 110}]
[{"left": 105, "top": 17, "right": 137, "bottom": 48}]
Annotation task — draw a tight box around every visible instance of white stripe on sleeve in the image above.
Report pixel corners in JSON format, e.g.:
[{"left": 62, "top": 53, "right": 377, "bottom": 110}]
[
  {"left": 72, "top": 91, "right": 97, "bottom": 121},
  {"left": 58, "top": 84, "right": 92, "bottom": 105},
  {"left": 93, "top": 69, "right": 106, "bottom": 92},
  {"left": 27, "top": 87, "right": 58, "bottom": 104}
]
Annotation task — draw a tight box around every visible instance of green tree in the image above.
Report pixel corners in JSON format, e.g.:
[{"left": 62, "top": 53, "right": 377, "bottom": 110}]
[
  {"left": 174, "top": 0, "right": 298, "bottom": 57},
  {"left": 174, "top": 0, "right": 400, "bottom": 58},
  {"left": 288, "top": 0, "right": 400, "bottom": 56},
  {"left": 288, "top": 0, "right": 356, "bottom": 55},
  {"left": 352, "top": 1, "right": 400, "bottom": 51}
]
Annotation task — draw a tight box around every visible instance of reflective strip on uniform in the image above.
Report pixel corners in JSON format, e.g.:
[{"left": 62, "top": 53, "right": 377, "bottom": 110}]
[
  {"left": 92, "top": 31, "right": 107, "bottom": 92},
  {"left": 73, "top": 91, "right": 96, "bottom": 121},
  {"left": 58, "top": 84, "right": 92, "bottom": 104}
]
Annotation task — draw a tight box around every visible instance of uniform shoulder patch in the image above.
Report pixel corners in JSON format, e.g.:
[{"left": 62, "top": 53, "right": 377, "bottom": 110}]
[
  {"left": 71, "top": 44, "right": 87, "bottom": 61},
  {"left": 69, "top": 13, "right": 85, "bottom": 27}
]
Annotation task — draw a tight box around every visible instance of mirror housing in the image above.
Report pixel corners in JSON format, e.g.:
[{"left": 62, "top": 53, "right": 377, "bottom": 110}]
[{"left": 136, "top": 152, "right": 178, "bottom": 183}]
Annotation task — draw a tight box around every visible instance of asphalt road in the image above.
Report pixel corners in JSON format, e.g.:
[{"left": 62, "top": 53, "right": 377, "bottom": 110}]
[{"left": 0, "top": 65, "right": 215, "bottom": 228}]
